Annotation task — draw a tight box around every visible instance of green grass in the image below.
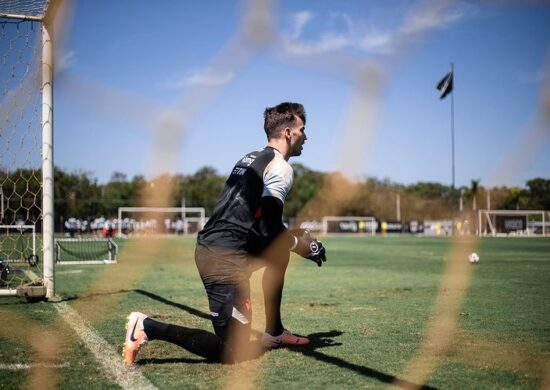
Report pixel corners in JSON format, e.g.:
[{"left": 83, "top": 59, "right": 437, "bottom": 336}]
[{"left": 1, "top": 236, "right": 549, "bottom": 389}]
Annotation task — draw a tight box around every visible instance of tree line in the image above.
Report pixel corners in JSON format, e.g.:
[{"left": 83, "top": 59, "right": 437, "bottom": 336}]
[{"left": 2, "top": 165, "right": 549, "bottom": 225}]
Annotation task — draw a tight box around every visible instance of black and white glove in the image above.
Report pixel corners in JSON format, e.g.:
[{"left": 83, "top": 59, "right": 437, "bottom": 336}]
[{"left": 290, "top": 229, "right": 327, "bottom": 267}]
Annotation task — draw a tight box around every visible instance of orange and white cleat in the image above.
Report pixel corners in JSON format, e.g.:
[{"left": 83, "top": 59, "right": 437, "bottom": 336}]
[
  {"left": 261, "top": 329, "right": 309, "bottom": 348},
  {"left": 122, "top": 312, "right": 149, "bottom": 366}
]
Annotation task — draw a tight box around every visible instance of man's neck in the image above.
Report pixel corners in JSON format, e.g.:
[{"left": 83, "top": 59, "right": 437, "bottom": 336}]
[{"left": 267, "top": 140, "right": 290, "bottom": 161}]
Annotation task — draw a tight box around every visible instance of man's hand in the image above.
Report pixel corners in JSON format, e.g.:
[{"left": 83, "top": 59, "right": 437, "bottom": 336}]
[{"left": 290, "top": 229, "right": 327, "bottom": 267}]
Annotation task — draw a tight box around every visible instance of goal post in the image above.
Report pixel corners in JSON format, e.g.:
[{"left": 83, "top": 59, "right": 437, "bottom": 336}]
[
  {"left": 321, "top": 216, "right": 377, "bottom": 236},
  {"left": 117, "top": 207, "right": 206, "bottom": 237},
  {"left": 55, "top": 237, "right": 118, "bottom": 265},
  {"left": 0, "top": 1, "right": 55, "bottom": 298},
  {"left": 478, "top": 209, "right": 548, "bottom": 236}
]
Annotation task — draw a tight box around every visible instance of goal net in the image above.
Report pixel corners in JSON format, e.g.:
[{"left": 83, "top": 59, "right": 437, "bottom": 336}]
[
  {"left": 478, "top": 209, "right": 549, "bottom": 236},
  {"left": 321, "top": 216, "right": 377, "bottom": 236},
  {"left": 0, "top": 225, "right": 38, "bottom": 264},
  {"left": 0, "top": 1, "right": 54, "bottom": 298},
  {"left": 117, "top": 207, "right": 206, "bottom": 237},
  {"left": 55, "top": 237, "right": 118, "bottom": 265},
  {"left": 0, "top": 224, "right": 43, "bottom": 295}
]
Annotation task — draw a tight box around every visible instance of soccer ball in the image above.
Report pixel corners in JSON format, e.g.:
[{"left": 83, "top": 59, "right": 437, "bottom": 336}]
[{"left": 468, "top": 252, "right": 480, "bottom": 264}]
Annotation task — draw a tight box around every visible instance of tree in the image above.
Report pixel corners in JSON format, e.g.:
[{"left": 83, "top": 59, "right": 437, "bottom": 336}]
[
  {"left": 470, "top": 179, "right": 480, "bottom": 211},
  {"left": 284, "top": 163, "right": 324, "bottom": 219},
  {"left": 181, "top": 167, "right": 225, "bottom": 215},
  {"left": 526, "top": 178, "right": 550, "bottom": 210},
  {"left": 504, "top": 187, "right": 525, "bottom": 210}
]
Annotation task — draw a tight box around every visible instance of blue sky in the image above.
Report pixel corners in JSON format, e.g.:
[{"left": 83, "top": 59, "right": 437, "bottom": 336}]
[{"left": 51, "top": 0, "right": 550, "bottom": 188}]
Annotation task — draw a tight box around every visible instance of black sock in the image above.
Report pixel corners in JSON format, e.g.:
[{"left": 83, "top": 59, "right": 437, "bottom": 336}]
[{"left": 143, "top": 318, "right": 224, "bottom": 362}]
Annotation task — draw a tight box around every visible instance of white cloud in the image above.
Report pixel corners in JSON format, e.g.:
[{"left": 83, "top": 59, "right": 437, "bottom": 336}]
[
  {"left": 57, "top": 50, "right": 76, "bottom": 71},
  {"left": 359, "top": 31, "right": 393, "bottom": 53},
  {"left": 163, "top": 68, "right": 235, "bottom": 89},
  {"left": 291, "top": 10, "right": 313, "bottom": 39},
  {"left": 282, "top": 3, "right": 473, "bottom": 57},
  {"left": 282, "top": 33, "right": 350, "bottom": 56},
  {"left": 399, "top": 2, "right": 466, "bottom": 35}
]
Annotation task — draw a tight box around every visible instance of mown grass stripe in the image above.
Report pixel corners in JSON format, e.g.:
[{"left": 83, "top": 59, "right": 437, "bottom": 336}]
[
  {"left": 0, "top": 363, "right": 70, "bottom": 370},
  {"left": 54, "top": 301, "right": 157, "bottom": 390}
]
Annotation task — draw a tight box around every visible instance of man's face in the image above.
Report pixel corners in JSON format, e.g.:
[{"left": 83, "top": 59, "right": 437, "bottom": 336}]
[{"left": 288, "top": 116, "right": 307, "bottom": 157}]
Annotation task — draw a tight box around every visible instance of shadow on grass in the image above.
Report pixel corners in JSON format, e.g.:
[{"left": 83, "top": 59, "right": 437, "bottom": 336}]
[
  {"left": 301, "top": 330, "right": 437, "bottom": 390},
  {"left": 136, "top": 357, "right": 213, "bottom": 365},
  {"left": 49, "top": 288, "right": 211, "bottom": 321},
  {"left": 133, "top": 290, "right": 437, "bottom": 389},
  {"left": 53, "top": 289, "right": 131, "bottom": 302},
  {"left": 134, "top": 289, "right": 211, "bottom": 320},
  {"left": 49, "top": 289, "right": 436, "bottom": 388}
]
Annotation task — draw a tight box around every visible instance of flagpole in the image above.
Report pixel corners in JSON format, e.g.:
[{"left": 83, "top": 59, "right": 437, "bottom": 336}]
[{"left": 450, "top": 62, "right": 455, "bottom": 189}]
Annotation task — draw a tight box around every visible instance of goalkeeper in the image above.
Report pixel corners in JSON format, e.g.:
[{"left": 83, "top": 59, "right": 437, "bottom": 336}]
[{"left": 123, "top": 102, "right": 326, "bottom": 365}]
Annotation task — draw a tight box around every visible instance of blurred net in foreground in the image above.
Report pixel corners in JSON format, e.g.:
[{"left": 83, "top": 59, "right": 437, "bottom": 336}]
[
  {"left": 0, "top": 6, "right": 47, "bottom": 298},
  {"left": 2, "top": 0, "right": 550, "bottom": 388}
]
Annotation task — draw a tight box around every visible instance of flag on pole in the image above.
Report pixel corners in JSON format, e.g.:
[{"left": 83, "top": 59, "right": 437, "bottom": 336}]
[{"left": 436, "top": 71, "right": 453, "bottom": 99}]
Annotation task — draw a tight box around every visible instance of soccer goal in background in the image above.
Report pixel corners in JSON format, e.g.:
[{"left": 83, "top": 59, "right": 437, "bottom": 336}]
[
  {"left": 0, "top": 1, "right": 55, "bottom": 298},
  {"left": 478, "top": 209, "right": 549, "bottom": 236},
  {"left": 55, "top": 237, "right": 118, "bottom": 265},
  {"left": 117, "top": 207, "right": 206, "bottom": 237},
  {"left": 321, "top": 216, "right": 378, "bottom": 236}
]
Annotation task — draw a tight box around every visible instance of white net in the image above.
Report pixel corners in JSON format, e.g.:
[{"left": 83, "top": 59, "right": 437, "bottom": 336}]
[
  {"left": 0, "top": 14, "right": 44, "bottom": 293},
  {"left": 0, "top": 224, "right": 37, "bottom": 263},
  {"left": 55, "top": 238, "right": 118, "bottom": 265},
  {"left": 0, "top": 0, "right": 49, "bottom": 20}
]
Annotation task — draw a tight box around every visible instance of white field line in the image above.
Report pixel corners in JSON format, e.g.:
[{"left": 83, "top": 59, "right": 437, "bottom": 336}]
[
  {"left": 56, "top": 269, "right": 84, "bottom": 274},
  {"left": 54, "top": 302, "right": 157, "bottom": 390},
  {"left": 0, "top": 363, "right": 70, "bottom": 370}
]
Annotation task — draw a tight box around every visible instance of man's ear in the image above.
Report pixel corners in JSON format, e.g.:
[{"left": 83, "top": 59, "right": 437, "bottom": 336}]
[{"left": 283, "top": 127, "right": 292, "bottom": 140}]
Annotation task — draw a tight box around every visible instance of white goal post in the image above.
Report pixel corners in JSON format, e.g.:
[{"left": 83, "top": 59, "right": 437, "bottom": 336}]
[
  {"left": 117, "top": 207, "right": 206, "bottom": 237},
  {"left": 321, "top": 216, "right": 377, "bottom": 236},
  {"left": 478, "top": 209, "right": 548, "bottom": 236},
  {"left": 0, "top": 1, "right": 55, "bottom": 298}
]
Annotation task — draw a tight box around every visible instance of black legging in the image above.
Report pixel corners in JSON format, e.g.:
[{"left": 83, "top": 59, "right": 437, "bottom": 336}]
[{"left": 143, "top": 250, "right": 290, "bottom": 364}]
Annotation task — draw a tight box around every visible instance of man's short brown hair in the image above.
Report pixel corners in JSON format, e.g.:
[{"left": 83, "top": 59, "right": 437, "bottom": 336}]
[{"left": 263, "top": 102, "right": 306, "bottom": 140}]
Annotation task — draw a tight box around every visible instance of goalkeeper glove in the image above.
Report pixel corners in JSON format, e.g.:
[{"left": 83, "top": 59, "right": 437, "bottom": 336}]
[{"left": 290, "top": 229, "right": 327, "bottom": 267}]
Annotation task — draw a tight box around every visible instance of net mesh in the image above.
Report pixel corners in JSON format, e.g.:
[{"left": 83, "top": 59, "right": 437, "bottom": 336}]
[
  {"left": 0, "top": 17, "right": 43, "bottom": 288},
  {"left": 0, "top": 0, "right": 50, "bottom": 19},
  {"left": 0, "top": 1, "right": 549, "bottom": 388},
  {"left": 55, "top": 238, "right": 117, "bottom": 264}
]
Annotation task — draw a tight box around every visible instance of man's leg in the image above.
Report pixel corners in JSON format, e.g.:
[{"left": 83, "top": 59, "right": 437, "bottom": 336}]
[
  {"left": 123, "top": 282, "right": 254, "bottom": 365},
  {"left": 122, "top": 311, "right": 225, "bottom": 365},
  {"left": 261, "top": 250, "right": 289, "bottom": 336},
  {"left": 259, "top": 249, "right": 309, "bottom": 347}
]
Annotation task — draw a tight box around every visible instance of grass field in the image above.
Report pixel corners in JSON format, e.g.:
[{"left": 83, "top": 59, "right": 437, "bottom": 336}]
[{"left": 1, "top": 235, "right": 549, "bottom": 389}]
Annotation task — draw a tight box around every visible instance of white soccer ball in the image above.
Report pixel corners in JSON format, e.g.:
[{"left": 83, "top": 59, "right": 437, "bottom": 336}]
[{"left": 468, "top": 252, "right": 480, "bottom": 264}]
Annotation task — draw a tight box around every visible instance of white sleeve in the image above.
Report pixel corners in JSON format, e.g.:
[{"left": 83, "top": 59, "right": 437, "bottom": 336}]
[{"left": 262, "top": 158, "right": 293, "bottom": 203}]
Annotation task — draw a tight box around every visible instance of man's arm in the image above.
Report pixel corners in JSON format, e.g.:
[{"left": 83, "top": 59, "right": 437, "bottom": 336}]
[
  {"left": 258, "top": 196, "right": 327, "bottom": 266},
  {"left": 256, "top": 196, "right": 294, "bottom": 249}
]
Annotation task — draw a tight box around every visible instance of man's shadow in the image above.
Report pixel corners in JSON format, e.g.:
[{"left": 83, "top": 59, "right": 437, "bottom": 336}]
[
  {"left": 302, "top": 330, "right": 437, "bottom": 390},
  {"left": 133, "top": 289, "right": 437, "bottom": 390}
]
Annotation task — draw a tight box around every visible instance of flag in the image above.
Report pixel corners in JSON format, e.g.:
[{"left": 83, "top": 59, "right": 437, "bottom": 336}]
[{"left": 436, "top": 71, "right": 453, "bottom": 99}]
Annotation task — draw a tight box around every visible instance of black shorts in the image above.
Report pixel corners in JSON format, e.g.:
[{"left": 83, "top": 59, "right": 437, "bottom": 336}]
[
  {"left": 195, "top": 245, "right": 252, "bottom": 341},
  {"left": 203, "top": 282, "right": 251, "bottom": 340}
]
